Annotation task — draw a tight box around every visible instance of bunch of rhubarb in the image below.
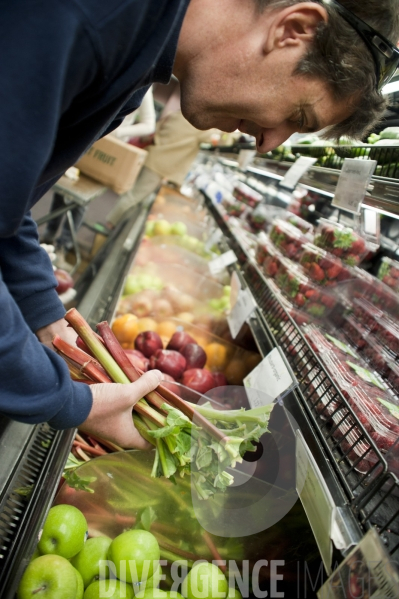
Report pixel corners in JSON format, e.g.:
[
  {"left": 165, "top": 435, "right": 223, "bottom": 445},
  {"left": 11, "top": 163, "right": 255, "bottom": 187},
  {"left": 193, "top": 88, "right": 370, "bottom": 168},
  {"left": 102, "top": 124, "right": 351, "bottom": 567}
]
[{"left": 54, "top": 309, "right": 273, "bottom": 499}]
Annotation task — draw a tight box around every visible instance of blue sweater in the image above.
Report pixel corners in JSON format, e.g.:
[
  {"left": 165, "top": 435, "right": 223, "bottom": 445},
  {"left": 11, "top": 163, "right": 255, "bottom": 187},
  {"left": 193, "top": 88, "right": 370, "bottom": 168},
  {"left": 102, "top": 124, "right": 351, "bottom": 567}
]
[{"left": 0, "top": 0, "right": 189, "bottom": 429}]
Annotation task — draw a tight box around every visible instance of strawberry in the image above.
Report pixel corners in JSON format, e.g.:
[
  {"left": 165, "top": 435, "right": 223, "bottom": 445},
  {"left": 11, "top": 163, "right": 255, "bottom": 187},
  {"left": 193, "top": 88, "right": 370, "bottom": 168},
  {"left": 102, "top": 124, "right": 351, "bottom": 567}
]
[
  {"left": 309, "top": 262, "right": 325, "bottom": 282},
  {"left": 320, "top": 294, "right": 336, "bottom": 309},
  {"left": 294, "top": 293, "right": 306, "bottom": 307},
  {"left": 284, "top": 243, "right": 298, "bottom": 258},
  {"left": 331, "top": 247, "right": 344, "bottom": 257},
  {"left": 350, "top": 238, "right": 366, "bottom": 255},
  {"left": 304, "top": 288, "right": 319, "bottom": 300},
  {"left": 325, "top": 264, "right": 341, "bottom": 279},
  {"left": 391, "top": 267, "right": 399, "bottom": 279},
  {"left": 319, "top": 257, "right": 333, "bottom": 270},
  {"left": 265, "top": 261, "right": 278, "bottom": 277}
]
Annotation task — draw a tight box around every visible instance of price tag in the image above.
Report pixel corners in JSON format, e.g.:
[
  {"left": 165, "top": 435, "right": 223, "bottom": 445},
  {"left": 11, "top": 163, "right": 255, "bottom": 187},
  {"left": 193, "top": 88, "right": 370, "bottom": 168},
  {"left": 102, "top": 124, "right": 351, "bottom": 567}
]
[
  {"left": 279, "top": 156, "right": 317, "bottom": 190},
  {"left": 296, "top": 430, "right": 335, "bottom": 575},
  {"left": 227, "top": 287, "right": 256, "bottom": 339},
  {"left": 244, "top": 346, "right": 297, "bottom": 407},
  {"left": 208, "top": 249, "right": 237, "bottom": 275},
  {"left": 204, "top": 227, "right": 223, "bottom": 252},
  {"left": 332, "top": 158, "right": 377, "bottom": 214},
  {"left": 318, "top": 528, "right": 399, "bottom": 599}
]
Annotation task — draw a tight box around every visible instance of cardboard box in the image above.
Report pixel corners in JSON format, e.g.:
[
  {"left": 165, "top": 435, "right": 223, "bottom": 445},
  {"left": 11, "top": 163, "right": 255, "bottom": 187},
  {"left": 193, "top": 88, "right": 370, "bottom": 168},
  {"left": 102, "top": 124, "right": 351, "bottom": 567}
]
[{"left": 76, "top": 135, "right": 148, "bottom": 194}]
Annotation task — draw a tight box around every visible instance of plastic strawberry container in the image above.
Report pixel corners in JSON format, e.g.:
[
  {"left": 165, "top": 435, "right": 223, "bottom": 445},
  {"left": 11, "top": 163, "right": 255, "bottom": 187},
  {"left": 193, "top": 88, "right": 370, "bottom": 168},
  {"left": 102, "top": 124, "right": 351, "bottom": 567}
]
[
  {"left": 377, "top": 256, "right": 399, "bottom": 293},
  {"left": 262, "top": 244, "right": 285, "bottom": 279},
  {"left": 255, "top": 232, "right": 272, "bottom": 265},
  {"left": 352, "top": 298, "right": 383, "bottom": 333},
  {"left": 362, "top": 335, "right": 395, "bottom": 378},
  {"left": 282, "top": 212, "right": 314, "bottom": 236},
  {"left": 275, "top": 258, "right": 338, "bottom": 319},
  {"left": 374, "top": 317, "right": 399, "bottom": 357},
  {"left": 270, "top": 219, "right": 310, "bottom": 261},
  {"left": 299, "top": 243, "right": 353, "bottom": 287},
  {"left": 303, "top": 324, "right": 359, "bottom": 360},
  {"left": 221, "top": 195, "right": 247, "bottom": 217},
  {"left": 340, "top": 268, "right": 399, "bottom": 322},
  {"left": 341, "top": 315, "right": 369, "bottom": 350},
  {"left": 233, "top": 181, "right": 263, "bottom": 208},
  {"left": 314, "top": 218, "right": 368, "bottom": 266}
]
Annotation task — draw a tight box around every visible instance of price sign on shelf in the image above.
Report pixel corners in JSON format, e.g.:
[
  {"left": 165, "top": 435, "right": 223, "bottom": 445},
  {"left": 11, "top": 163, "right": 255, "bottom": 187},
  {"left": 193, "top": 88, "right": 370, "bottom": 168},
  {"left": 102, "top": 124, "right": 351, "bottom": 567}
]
[
  {"left": 244, "top": 346, "right": 297, "bottom": 407},
  {"left": 208, "top": 249, "right": 237, "bottom": 276},
  {"left": 227, "top": 287, "right": 256, "bottom": 339},
  {"left": 279, "top": 156, "right": 317, "bottom": 190},
  {"left": 332, "top": 158, "right": 377, "bottom": 214}
]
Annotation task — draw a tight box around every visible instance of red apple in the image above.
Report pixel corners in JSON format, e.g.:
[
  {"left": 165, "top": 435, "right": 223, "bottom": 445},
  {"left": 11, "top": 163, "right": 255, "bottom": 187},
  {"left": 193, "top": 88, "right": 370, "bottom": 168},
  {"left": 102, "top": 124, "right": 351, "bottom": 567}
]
[
  {"left": 181, "top": 368, "right": 216, "bottom": 394},
  {"left": 134, "top": 331, "right": 163, "bottom": 358},
  {"left": 54, "top": 268, "right": 74, "bottom": 295},
  {"left": 150, "top": 349, "right": 187, "bottom": 379},
  {"left": 212, "top": 372, "right": 228, "bottom": 387},
  {"left": 124, "top": 349, "right": 149, "bottom": 371},
  {"left": 167, "top": 331, "right": 196, "bottom": 352},
  {"left": 160, "top": 373, "right": 181, "bottom": 396},
  {"left": 181, "top": 343, "right": 207, "bottom": 369}
]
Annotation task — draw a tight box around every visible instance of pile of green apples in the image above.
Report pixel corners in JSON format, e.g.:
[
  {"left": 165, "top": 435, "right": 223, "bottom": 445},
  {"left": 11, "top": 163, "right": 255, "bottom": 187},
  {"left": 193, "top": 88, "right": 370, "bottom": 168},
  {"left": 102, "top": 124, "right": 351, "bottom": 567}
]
[
  {"left": 207, "top": 286, "right": 231, "bottom": 314},
  {"left": 18, "top": 504, "right": 239, "bottom": 599},
  {"left": 145, "top": 220, "right": 214, "bottom": 259},
  {"left": 123, "top": 273, "right": 164, "bottom": 297}
]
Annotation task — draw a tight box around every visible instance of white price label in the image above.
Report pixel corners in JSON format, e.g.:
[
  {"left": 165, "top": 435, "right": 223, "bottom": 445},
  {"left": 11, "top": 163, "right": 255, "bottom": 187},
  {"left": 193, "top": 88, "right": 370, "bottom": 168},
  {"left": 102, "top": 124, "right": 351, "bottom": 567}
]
[
  {"left": 280, "top": 156, "right": 317, "bottom": 190},
  {"left": 296, "top": 430, "right": 335, "bottom": 575},
  {"left": 205, "top": 227, "right": 223, "bottom": 252},
  {"left": 244, "top": 347, "right": 297, "bottom": 407},
  {"left": 227, "top": 287, "right": 256, "bottom": 338},
  {"left": 332, "top": 158, "right": 377, "bottom": 214},
  {"left": 208, "top": 249, "right": 237, "bottom": 275}
]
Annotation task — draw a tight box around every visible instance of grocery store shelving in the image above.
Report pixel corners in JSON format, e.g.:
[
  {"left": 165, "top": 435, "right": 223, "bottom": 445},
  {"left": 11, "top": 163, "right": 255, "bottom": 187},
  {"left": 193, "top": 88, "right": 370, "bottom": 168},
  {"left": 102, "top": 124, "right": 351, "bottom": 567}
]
[{"left": 201, "top": 187, "right": 399, "bottom": 571}]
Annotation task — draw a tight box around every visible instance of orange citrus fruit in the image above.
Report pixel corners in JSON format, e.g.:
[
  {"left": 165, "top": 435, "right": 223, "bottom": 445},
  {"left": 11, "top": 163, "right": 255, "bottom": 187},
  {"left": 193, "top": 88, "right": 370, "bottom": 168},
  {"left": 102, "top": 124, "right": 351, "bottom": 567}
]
[
  {"left": 136, "top": 317, "right": 158, "bottom": 334},
  {"left": 205, "top": 342, "right": 228, "bottom": 371},
  {"left": 157, "top": 320, "right": 177, "bottom": 339},
  {"left": 111, "top": 314, "right": 137, "bottom": 343},
  {"left": 224, "top": 358, "right": 249, "bottom": 385}
]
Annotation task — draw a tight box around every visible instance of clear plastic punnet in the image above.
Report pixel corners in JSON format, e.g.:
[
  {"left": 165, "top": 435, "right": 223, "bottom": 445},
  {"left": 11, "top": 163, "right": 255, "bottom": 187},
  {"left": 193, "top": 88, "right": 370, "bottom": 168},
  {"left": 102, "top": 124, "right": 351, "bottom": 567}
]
[
  {"left": 314, "top": 218, "right": 368, "bottom": 266},
  {"left": 233, "top": 181, "right": 263, "bottom": 207},
  {"left": 275, "top": 257, "right": 338, "bottom": 319},
  {"left": 341, "top": 315, "right": 369, "bottom": 350},
  {"left": 352, "top": 297, "right": 384, "bottom": 333},
  {"left": 374, "top": 316, "right": 399, "bottom": 357},
  {"left": 221, "top": 195, "right": 247, "bottom": 218},
  {"left": 377, "top": 256, "right": 399, "bottom": 293},
  {"left": 255, "top": 232, "right": 272, "bottom": 265},
  {"left": 299, "top": 243, "right": 353, "bottom": 287},
  {"left": 282, "top": 212, "right": 315, "bottom": 236},
  {"left": 362, "top": 335, "right": 395, "bottom": 378},
  {"left": 340, "top": 267, "right": 399, "bottom": 321},
  {"left": 270, "top": 219, "right": 310, "bottom": 261}
]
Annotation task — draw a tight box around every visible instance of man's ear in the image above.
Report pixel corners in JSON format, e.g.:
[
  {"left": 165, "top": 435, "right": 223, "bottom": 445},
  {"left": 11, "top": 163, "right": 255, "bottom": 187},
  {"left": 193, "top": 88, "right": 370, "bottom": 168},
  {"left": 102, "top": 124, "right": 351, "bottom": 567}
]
[{"left": 264, "top": 2, "right": 328, "bottom": 52}]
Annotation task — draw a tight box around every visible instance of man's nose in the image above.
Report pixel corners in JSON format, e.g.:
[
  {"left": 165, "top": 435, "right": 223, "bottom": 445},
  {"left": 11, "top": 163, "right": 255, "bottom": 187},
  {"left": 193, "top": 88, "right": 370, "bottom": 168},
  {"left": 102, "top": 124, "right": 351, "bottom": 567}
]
[{"left": 256, "top": 124, "right": 296, "bottom": 153}]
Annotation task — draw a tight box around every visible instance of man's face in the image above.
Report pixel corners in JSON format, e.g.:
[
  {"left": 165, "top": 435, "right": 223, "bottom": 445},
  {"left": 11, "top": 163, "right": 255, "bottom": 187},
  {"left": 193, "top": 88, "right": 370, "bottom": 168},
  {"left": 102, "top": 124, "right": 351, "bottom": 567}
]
[{"left": 176, "top": 1, "right": 354, "bottom": 152}]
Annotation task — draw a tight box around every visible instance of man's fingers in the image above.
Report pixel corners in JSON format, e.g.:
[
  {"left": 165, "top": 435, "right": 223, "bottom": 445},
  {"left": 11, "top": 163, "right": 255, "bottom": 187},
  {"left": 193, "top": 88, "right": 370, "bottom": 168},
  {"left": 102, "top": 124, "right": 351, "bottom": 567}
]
[{"left": 125, "top": 369, "right": 163, "bottom": 406}]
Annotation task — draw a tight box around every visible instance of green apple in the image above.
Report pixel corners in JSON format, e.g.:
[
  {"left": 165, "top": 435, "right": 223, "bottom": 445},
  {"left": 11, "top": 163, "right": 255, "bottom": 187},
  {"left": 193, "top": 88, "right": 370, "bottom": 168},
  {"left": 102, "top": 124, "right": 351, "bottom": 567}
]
[
  {"left": 108, "top": 530, "right": 160, "bottom": 584},
  {"left": 223, "top": 286, "right": 231, "bottom": 298},
  {"left": 72, "top": 536, "right": 112, "bottom": 588},
  {"left": 134, "top": 565, "right": 163, "bottom": 597},
  {"left": 170, "top": 222, "right": 187, "bottom": 236},
  {"left": 38, "top": 504, "right": 87, "bottom": 560},
  {"left": 145, "top": 221, "right": 155, "bottom": 237},
  {"left": 181, "top": 563, "right": 228, "bottom": 599},
  {"left": 164, "top": 593, "right": 184, "bottom": 599},
  {"left": 227, "top": 589, "right": 242, "bottom": 599},
  {"left": 17, "top": 554, "right": 77, "bottom": 599},
  {"left": 124, "top": 275, "right": 141, "bottom": 296},
  {"left": 84, "top": 579, "right": 134, "bottom": 599},
  {"left": 153, "top": 220, "right": 171, "bottom": 236},
  {"left": 75, "top": 568, "right": 84, "bottom": 599},
  {"left": 138, "top": 590, "right": 168, "bottom": 599}
]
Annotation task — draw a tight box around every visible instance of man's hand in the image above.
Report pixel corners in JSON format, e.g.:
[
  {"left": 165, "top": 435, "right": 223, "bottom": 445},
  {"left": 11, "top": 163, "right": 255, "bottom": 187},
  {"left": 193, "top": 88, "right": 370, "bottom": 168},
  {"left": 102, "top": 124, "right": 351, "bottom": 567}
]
[
  {"left": 79, "top": 370, "right": 163, "bottom": 449},
  {"left": 36, "top": 317, "right": 78, "bottom": 350}
]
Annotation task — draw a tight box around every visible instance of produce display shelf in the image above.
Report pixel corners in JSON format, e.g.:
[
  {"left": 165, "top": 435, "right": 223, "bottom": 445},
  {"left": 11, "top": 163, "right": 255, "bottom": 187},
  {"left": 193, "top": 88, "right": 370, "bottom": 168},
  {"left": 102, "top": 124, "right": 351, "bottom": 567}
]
[
  {"left": 0, "top": 198, "right": 154, "bottom": 598},
  {"left": 202, "top": 191, "right": 399, "bottom": 563}
]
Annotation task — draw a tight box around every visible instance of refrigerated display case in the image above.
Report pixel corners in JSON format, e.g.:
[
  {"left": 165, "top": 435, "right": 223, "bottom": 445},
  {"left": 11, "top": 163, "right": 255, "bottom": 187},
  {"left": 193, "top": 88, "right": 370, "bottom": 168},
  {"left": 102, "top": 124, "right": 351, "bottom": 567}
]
[{"left": 3, "top": 150, "right": 399, "bottom": 598}]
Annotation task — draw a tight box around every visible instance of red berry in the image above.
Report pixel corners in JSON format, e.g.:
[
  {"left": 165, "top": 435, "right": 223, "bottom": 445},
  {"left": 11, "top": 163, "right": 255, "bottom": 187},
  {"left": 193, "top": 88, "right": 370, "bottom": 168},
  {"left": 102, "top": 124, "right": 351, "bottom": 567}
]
[
  {"left": 326, "top": 264, "right": 341, "bottom": 279},
  {"left": 294, "top": 293, "right": 306, "bottom": 307},
  {"left": 309, "top": 262, "right": 325, "bottom": 282}
]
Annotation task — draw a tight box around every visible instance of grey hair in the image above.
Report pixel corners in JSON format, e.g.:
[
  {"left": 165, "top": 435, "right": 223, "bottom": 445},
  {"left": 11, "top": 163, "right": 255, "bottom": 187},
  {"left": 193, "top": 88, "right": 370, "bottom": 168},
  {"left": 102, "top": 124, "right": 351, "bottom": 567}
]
[{"left": 254, "top": 0, "right": 399, "bottom": 140}]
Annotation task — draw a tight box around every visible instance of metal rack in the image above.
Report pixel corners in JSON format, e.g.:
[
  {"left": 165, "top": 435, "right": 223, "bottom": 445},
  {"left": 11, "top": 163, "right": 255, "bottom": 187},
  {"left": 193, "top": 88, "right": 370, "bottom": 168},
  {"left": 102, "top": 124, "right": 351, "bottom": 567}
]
[{"left": 202, "top": 191, "right": 399, "bottom": 566}]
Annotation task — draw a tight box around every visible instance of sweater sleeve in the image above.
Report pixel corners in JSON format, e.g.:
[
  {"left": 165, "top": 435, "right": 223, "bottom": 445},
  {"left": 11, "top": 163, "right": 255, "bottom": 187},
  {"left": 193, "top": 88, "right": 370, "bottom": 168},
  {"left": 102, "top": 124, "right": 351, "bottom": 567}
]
[{"left": 0, "top": 2, "right": 98, "bottom": 427}]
